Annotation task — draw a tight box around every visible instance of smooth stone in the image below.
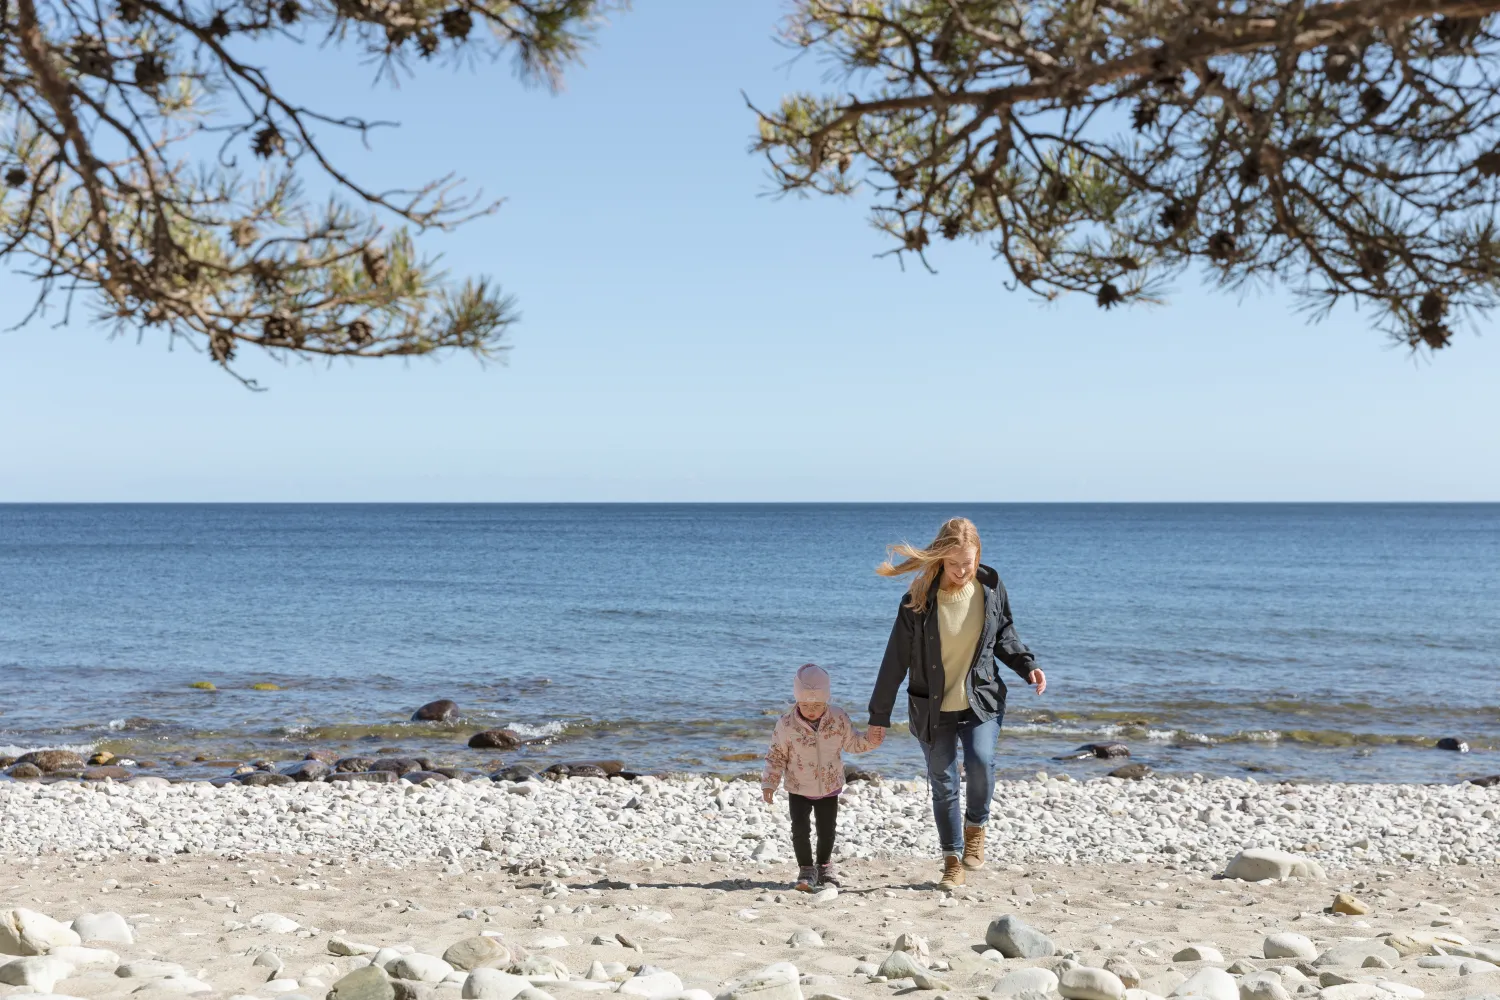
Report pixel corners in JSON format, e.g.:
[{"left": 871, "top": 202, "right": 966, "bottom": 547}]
[
  {"left": 71, "top": 912, "right": 134, "bottom": 946},
  {"left": 1320, "top": 975, "right": 1359, "bottom": 988},
  {"left": 1223, "top": 850, "right": 1327, "bottom": 883},
  {"left": 1332, "top": 895, "right": 1370, "bottom": 916},
  {"left": 1315, "top": 943, "right": 1399, "bottom": 969},
  {"left": 1318, "top": 987, "right": 1388, "bottom": 1000},
  {"left": 1241, "top": 974, "right": 1293, "bottom": 1000},
  {"left": 331, "top": 939, "right": 381, "bottom": 958},
  {"left": 15, "top": 750, "right": 86, "bottom": 772},
  {"left": 1109, "top": 763, "right": 1152, "bottom": 780},
  {"left": 392, "top": 983, "right": 437, "bottom": 1000},
  {"left": 413, "top": 700, "right": 460, "bottom": 723},
  {"left": 878, "top": 952, "right": 928, "bottom": 981},
  {"left": 993, "top": 969, "right": 1060, "bottom": 997},
  {"left": 1415, "top": 957, "right": 1466, "bottom": 970},
  {"left": 1229, "top": 962, "right": 1259, "bottom": 976},
  {"left": 715, "top": 964, "right": 802, "bottom": 1000},
  {"left": 282, "top": 760, "right": 331, "bottom": 782},
  {"left": 1141, "top": 974, "right": 1187, "bottom": 997},
  {"left": 1460, "top": 961, "right": 1500, "bottom": 975},
  {"left": 1060, "top": 967, "right": 1127, "bottom": 1000},
  {"left": 390, "top": 956, "right": 456, "bottom": 984},
  {"left": 1106, "top": 959, "right": 1141, "bottom": 989},
  {"left": 444, "top": 938, "right": 511, "bottom": 972},
  {"left": 1126, "top": 991, "right": 1169, "bottom": 1000},
  {"left": 1172, "top": 968, "right": 1237, "bottom": 1000},
  {"left": 118, "top": 961, "right": 188, "bottom": 979},
  {"left": 1362, "top": 958, "right": 1393, "bottom": 971},
  {"left": 619, "top": 972, "right": 685, "bottom": 998},
  {"left": 331, "top": 966, "right": 397, "bottom": 1000},
  {"left": 1435, "top": 738, "right": 1469, "bottom": 752},
  {"left": 987, "top": 915, "right": 1057, "bottom": 959},
  {"left": 135, "top": 977, "right": 213, "bottom": 995},
  {"left": 894, "top": 935, "right": 930, "bottom": 960},
  {"left": 51, "top": 945, "right": 120, "bottom": 972},
  {"left": 1267, "top": 936, "right": 1320, "bottom": 961},
  {"left": 516, "top": 991, "right": 554, "bottom": 1000},
  {"left": 0, "top": 955, "right": 76, "bottom": 992},
  {"left": 1448, "top": 948, "right": 1500, "bottom": 964},
  {"left": 266, "top": 980, "right": 302, "bottom": 993},
  {"left": 468, "top": 731, "right": 523, "bottom": 750},
  {"left": 249, "top": 913, "right": 300, "bottom": 934},
  {"left": 463, "top": 970, "right": 532, "bottom": 1000},
  {"left": 786, "top": 929, "right": 823, "bottom": 949},
  {"left": 516, "top": 956, "right": 568, "bottom": 981},
  {"left": 1174, "top": 946, "right": 1226, "bottom": 964},
  {"left": 0, "top": 908, "right": 83, "bottom": 956},
  {"left": 1373, "top": 984, "right": 1423, "bottom": 999}
]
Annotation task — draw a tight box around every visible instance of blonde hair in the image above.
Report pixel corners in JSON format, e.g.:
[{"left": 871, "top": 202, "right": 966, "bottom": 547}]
[{"left": 876, "top": 517, "right": 982, "bottom": 611}]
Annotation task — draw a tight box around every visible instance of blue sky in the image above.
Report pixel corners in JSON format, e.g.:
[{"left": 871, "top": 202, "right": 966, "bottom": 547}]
[{"left": 2, "top": 1, "right": 1497, "bottom": 502}]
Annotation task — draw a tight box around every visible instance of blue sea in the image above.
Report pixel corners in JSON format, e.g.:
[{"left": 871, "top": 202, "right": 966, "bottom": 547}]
[{"left": 1, "top": 504, "right": 1496, "bottom": 784}]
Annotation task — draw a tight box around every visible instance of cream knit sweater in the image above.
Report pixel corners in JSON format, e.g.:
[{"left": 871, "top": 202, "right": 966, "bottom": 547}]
[{"left": 937, "top": 579, "right": 984, "bottom": 712}]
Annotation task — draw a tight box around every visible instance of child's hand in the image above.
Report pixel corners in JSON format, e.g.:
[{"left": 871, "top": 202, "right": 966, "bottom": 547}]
[
  {"left": 867, "top": 727, "right": 885, "bottom": 748},
  {"left": 762, "top": 788, "right": 774, "bottom": 805}
]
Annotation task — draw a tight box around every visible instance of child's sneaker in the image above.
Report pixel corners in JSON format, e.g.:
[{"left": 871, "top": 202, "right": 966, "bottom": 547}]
[
  {"left": 817, "top": 862, "right": 841, "bottom": 888},
  {"left": 793, "top": 865, "right": 818, "bottom": 892}
]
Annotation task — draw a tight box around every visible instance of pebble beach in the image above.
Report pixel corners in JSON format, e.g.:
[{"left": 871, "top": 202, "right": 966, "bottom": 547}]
[{"left": 4, "top": 772, "right": 1500, "bottom": 1000}]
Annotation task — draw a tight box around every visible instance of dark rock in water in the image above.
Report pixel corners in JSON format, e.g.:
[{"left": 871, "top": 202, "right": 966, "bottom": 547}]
[
  {"left": 134, "top": 760, "right": 158, "bottom": 768},
  {"left": 1468, "top": 774, "right": 1500, "bottom": 787},
  {"left": 210, "top": 776, "right": 240, "bottom": 787},
  {"left": 557, "top": 759, "right": 624, "bottom": 775},
  {"left": 371, "top": 757, "right": 423, "bottom": 775},
  {"left": 1436, "top": 738, "right": 1470, "bottom": 753},
  {"left": 89, "top": 751, "right": 116, "bottom": 766},
  {"left": 414, "top": 757, "right": 437, "bottom": 771},
  {"left": 401, "top": 771, "right": 450, "bottom": 783},
  {"left": 8, "top": 763, "right": 43, "bottom": 779},
  {"left": 0, "top": 756, "right": 14, "bottom": 769},
  {"left": 250, "top": 759, "right": 277, "bottom": 771},
  {"left": 412, "top": 699, "right": 459, "bottom": 723},
  {"left": 1053, "top": 742, "right": 1130, "bottom": 761},
  {"left": 282, "top": 760, "right": 331, "bottom": 782},
  {"left": 567, "top": 765, "right": 611, "bottom": 780},
  {"left": 335, "top": 756, "right": 376, "bottom": 773},
  {"left": 17, "top": 749, "right": 87, "bottom": 772},
  {"left": 239, "top": 772, "right": 295, "bottom": 787},
  {"left": 327, "top": 770, "right": 400, "bottom": 784},
  {"left": 83, "top": 765, "right": 133, "bottom": 781},
  {"left": 432, "top": 767, "right": 466, "bottom": 779},
  {"left": 468, "top": 729, "right": 523, "bottom": 750},
  {"left": 305, "top": 749, "right": 339, "bottom": 765},
  {"left": 493, "top": 765, "right": 538, "bottom": 783},
  {"left": 844, "top": 764, "right": 881, "bottom": 783},
  {"left": 1109, "top": 763, "right": 1152, "bottom": 780}
]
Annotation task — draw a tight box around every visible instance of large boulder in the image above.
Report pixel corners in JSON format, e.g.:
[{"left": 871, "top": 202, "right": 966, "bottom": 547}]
[
  {"left": 1170, "top": 968, "right": 1237, "bottom": 1000},
  {"left": 1060, "top": 966, "right": 1126, "bottom": 1000},
  {"left": 0, "top": 955, "right": 76, "bottom": 992},
  {"left": 986, "top": 915, "right": 1057, "bottom": 959},
  {"left": 441, "top": 938, "right": 510, "bottom": 972},
  {"left": 1222, "top": 849, "right": 1326, "bottom": 883},
  {"left": 71, "top": 912, "right": 133, "bottom": 946},
  {"left": 994, "top": 969, "right": 1061, "bottom": 997},
  {"left": 1264, "top": 934, "right": 1317, "bottom": 960},
  {"left": 330, "top": 965, "right": 397, "bottom": 1000},
  {"left": 15, "top": 750, "right": 86, "bottom": 772},
  {"left": 462, "top": 971, "right": 533, "bottom": 1000},
  {"left": 0, "top": 908, "right": 83, "bottom": 955},
  {"left": 412, "top": 700, "right": 460, "bottom": 723}
]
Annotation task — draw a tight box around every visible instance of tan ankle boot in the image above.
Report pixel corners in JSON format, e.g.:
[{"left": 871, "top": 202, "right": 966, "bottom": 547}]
[
  {"left": 962, "top": 824, "right": 986, "bottom": 869},
  {"left": 938, "top": 854, "right": 965, "bottom": 890}
]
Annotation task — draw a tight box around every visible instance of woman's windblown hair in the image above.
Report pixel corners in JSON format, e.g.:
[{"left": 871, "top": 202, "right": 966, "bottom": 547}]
[{"left": 877, "top": 517, "right": 983, "bottom": 611}]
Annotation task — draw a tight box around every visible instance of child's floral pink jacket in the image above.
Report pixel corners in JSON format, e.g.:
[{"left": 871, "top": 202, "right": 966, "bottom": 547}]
[{"left": 762, "top": 706, "right": 878, "bottom": 799}]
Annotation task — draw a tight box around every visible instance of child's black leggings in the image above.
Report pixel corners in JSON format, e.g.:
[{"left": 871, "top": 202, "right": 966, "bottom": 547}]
[{"left": 788, "top": 793, "right": 839, "bottom": 867}]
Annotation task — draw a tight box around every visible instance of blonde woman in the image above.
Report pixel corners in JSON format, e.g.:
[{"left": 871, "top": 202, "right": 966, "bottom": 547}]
[{"left": 867, "top": 517, "right": 1046, "bottom": 890}]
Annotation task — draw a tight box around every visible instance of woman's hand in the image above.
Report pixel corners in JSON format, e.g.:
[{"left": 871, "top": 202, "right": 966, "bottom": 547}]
[
  {"left": 762, "top": 788, "right": 774, "bottom": 805},
  {"left": 1028, "top": 669, "right": 1047, "bottom": 695}
]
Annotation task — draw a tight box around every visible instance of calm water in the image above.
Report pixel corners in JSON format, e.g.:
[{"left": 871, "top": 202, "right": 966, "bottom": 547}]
[{"left": 1, "top": 504, "right": 1497, "bottom": 784}]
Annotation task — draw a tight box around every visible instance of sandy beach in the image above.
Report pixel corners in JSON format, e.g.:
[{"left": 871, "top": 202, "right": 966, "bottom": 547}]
[{"left": 3, "top": 774, "right": 1499, "bottom": 1000}]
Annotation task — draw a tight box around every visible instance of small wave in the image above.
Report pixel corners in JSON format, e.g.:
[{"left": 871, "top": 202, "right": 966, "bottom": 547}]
[
  {"left": 0, "top": 742, "right": 96, "bottom": 757},
  {"left": 507, "top": 720, "right": 567, "bottom": 740},
  {"left": 1238, "top": 730, "right": 1282, "bottom": 742}
]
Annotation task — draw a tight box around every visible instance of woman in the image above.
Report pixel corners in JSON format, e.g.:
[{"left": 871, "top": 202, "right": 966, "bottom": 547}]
[{"left": 867, "top": 517, "right": 1046, "bottom": 889}]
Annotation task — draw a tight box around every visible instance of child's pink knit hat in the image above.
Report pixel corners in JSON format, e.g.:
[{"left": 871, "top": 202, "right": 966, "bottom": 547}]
[{"left": 793, "top": 663, "right": 831, "bottom": 702}]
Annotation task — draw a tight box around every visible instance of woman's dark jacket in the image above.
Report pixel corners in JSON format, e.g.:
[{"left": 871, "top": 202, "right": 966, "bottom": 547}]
[{"left": 867, "top": 564, "right": 1039, "bottom": 743}]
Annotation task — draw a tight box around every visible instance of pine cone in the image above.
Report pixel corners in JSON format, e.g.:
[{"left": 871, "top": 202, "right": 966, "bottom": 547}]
[
  {"left": 230, "top": 219, "right": 259, "bottom": 249},
  {"left": 252, "top": 126, "right": 284, "bottom": 159},
  {"left": 1131, "top": 99, "right": 1158, "bottom": 132},
  {"left": 1047, "top": 175, "right": 1070, "bottom": 205},
  {"left": 416, "top": 31, "right": 440, "bottom": 57},
  {"left": 278, "top": 0, "right": 300, "bottom": 22},
  {"left": 71, "top": 40, "right": 114, "bottom": 77},
  {"left": 117, "top": 0, "right": 143, "bottom": 23},
  {"left": 1356, "top": 246, "right": 1388, "bottom": 277},
  {"left": 1237, "top": 157, "right": 1260, "bottom": 187},
  {"left": 1418, "top": 290, "right": 1446, "bottom": 323},
  {"left": 1159, "top": 201, "right": 1191, "bottom": 232},
  {"left": 1207, "top": 231, "right": 1236, "bottom": 261},
  {"left": 1436, "top": 16, "right": 1482, "bottom": 49},
  {"left": 207, "top": 11, "right": 231, "bottom": 37},
  {"left": 362, "top": 245, "right": 390, "bottom": 284},
  {"left": 209, "top": 332, "right": 236, "bottom": 364},
  {"left": 134, "top": 52, "right": 167, "bottom": 91},
  {"left": 903, "top": 228, "right": 929, "bottom": 251},
  {"left": 1359, "top": 86, "right": 1388, "bottom": 118},
  {"left": 1096, "top": 282, "right": 1124, "bottom": 310},
  {"left": 441, "top": 8, "right": 472, "bottom": 40},
  {"left": 348, "top": 319, "right": 375, "bottom": 346},
  {"left": 1322, "top": 46, "right": 1356, "bottom": 84},
  {"left": 1475, "top": 150, "right": 1500, "bottom": 177},
  {"left": 940, "top": 217, "right": 962, "bottom": 241},
  {"left": 4, "top": 167, "right": 26, "bottom": 188}
]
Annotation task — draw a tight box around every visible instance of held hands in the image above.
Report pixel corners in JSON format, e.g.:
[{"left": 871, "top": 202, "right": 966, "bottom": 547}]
[
  {"left": 866, "top": 725, "right": 886, "bottom": 748},
  {"left": 1029, "top": 668, "right": 1047, "bottom": 695}
]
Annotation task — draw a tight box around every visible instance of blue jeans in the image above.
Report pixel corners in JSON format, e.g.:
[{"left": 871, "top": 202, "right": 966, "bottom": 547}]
[{"left": 918, "top": 710, "right": 999, "bottom": 855}]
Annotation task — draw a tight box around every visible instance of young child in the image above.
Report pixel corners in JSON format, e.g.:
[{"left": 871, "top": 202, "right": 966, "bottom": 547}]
[{"left": 762, "top": 663, "right": 883, "bottom": 891}]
